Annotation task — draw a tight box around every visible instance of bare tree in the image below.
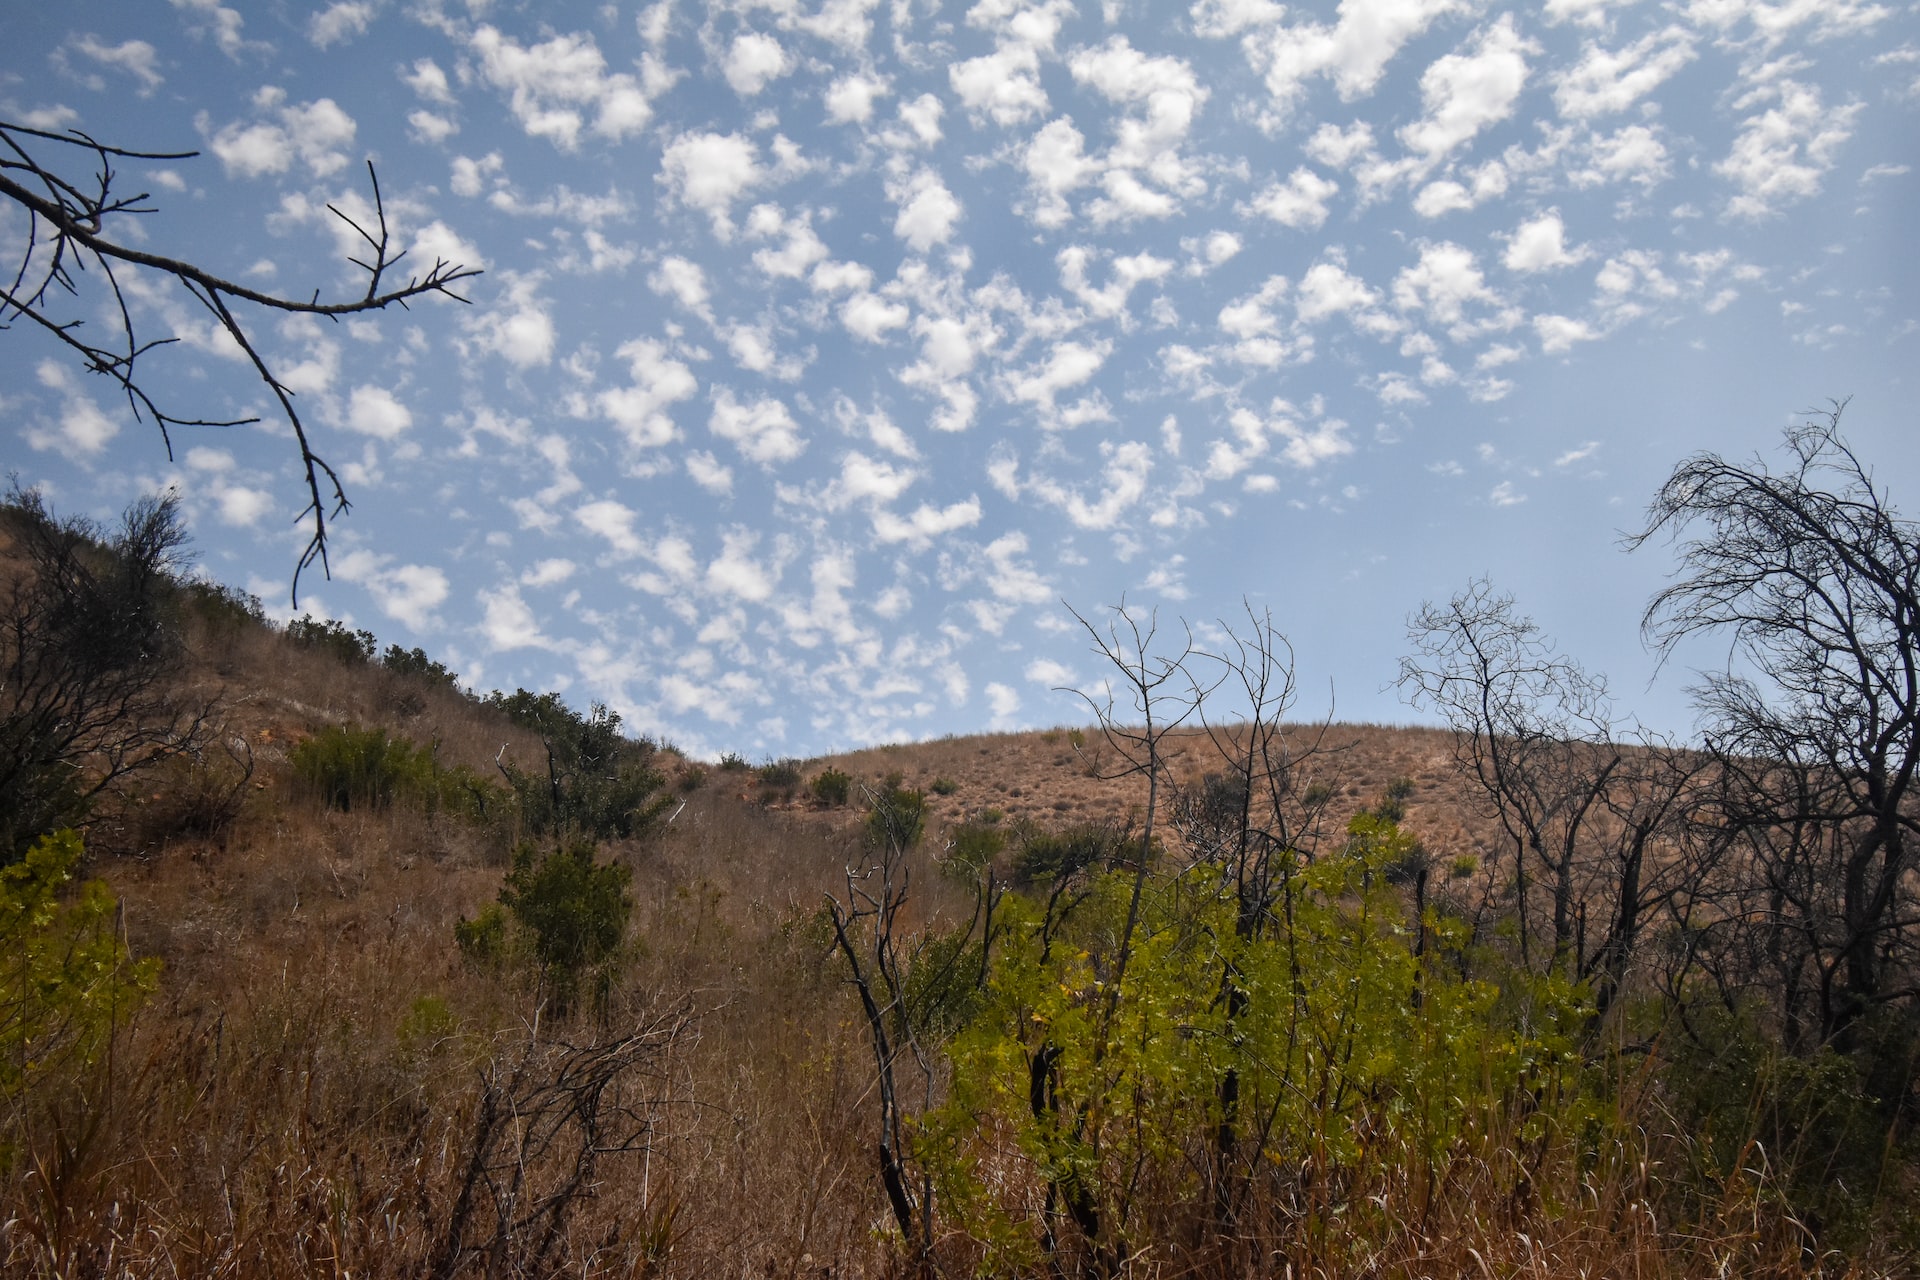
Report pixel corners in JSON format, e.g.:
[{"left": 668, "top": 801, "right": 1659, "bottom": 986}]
[
  {"left": 1629, "top": 402, "right": 1920, "bottom": 1043},
  {"left": 1399, "top": 579, "right": 1707, "bottom": 1020},
  {"left": 0, "top": 486, "right": 210, "bottom": 859},
  {"left": 0, "top": 120, "right": 480, "bottom": 599}
]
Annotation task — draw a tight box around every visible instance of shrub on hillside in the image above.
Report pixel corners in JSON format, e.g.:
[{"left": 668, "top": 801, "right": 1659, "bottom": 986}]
[
  {"left": 381, "top": 643, "right": 460, "bottom": 692},
  {"left": 291, "top": 725, "right": 434, "bottom": 811},
  {"left": 864, "top": 775, "right": 926, "bottom": 851},
  {"left": 809, "top": 767, "right": 852, "bottom": 807},
  {"left": 1, "top": 831, "right": 160, "bottom": 1101},
  {"left": 286, "top": 615, "right": 375, "bottom": 665},
  {"left": 485, "top": 691, "right": 672, "bottom": 841},
  {"left": 460, "top": 840, "right": 634, "bottom": 1013}
]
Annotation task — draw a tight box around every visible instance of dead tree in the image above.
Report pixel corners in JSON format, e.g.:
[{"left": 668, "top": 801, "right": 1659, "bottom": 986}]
[
  {"left": 0, "top": 120, "right": 481, "bottom": 600},
  {"left": 1630, "top": 402, "right": 1920, "bottom": 1044}
]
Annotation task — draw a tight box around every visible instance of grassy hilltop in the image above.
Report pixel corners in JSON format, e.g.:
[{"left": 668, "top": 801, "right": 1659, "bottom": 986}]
[{"left": 3, "top": 490, "right": 1918, "bottom": 1279}]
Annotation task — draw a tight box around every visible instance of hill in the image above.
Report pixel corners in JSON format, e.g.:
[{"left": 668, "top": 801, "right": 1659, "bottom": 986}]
[{"left": 2, "top": 496, "right": 1915, "bottom": 1278}]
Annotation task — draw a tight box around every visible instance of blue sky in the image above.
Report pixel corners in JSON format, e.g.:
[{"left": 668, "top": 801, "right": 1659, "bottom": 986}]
[{"left": 4, "top": 0, "right": 1916, "bottom": 757}]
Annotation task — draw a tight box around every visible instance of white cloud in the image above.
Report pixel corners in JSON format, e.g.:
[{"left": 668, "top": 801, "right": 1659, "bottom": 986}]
[
  {"left": 469, "top": 24, "right": 655, "bottom": 149},
  {"left": 1716, "top": 78, "right": 1863, "bottom": 218},
  {"left": 842, "top": 292, "right": 912, "bottom": 342},
  {"left": 215, "top": 485, "right": 273, "bottom": 527},
  {"left": 825, "top": 73, "right": 888, "bottom": 124},
  {"left": 334, "top": 550, "right": 449, "bottom": 631},
  {"left": 1295, "top": 257, "right": 1385, "bottom": 324},
  {"left": 405, "top": 58, "right": 454, "bottom": 105},
  {"left": 1555, "top": 26, "right": 1695, "bottom": 119},
  {"left": 344, "top": 385, "right": 412, "bottom": 439},
  {"left": 951, "top": 44, "right": 1049, "bottom": 126},
  {"left": 575, "top": 499, "right": 646, "bottom": 558},
  {"left": 1393, "top": 241, "right": 1507, "bottom": 334},
  {"left": 686, "top": 451, "right": 734, "bottom": 494},
  {"left": 648, "top": 256, "right": 713, "bottom": 320},
  {"left": 62, "top": 34, "right": 164, "bottom": 94},
  {"left": 478, "top": 584, "right": 555, "bottom": 651},
  {"left": 659, "top": 131, "right": 764, "bottom": 238},
  {"left": 1005, "top": 340, "right": 1112, "bottom": 428},
  {"left": 872, "top": 499, "right": 982, "bottom": 548},
  {"left": 1534, "top": 312, "right": 1598, "bottom": 353},
  {"left": 1228, "top": 0, "right": 1467, "bottom": 121},
  {"left": 985, "top": 681, "right": 1022, "bottom": 724},
  {"left": 170, "top": 0, "right": 264, "bottom": 60},
  {"left": 724, "top": 31, "right": 792, "bottom": 96},
  {"left": 205, "top": 93, "right": 357, "bottom": 178},
  {"left": 1398, "top": 16, "right": 1535, "bottom": 160},
  {"left": 983, "top": 531, "right": 1053, "bottom": 603},
  {"left": 1022, "top": 117, "right": 1099, "bottom": 226},
  {"left": 408, "top": 110, "right": 457, "bottom": 144},
  {"left": 1502, "top": 210, "right": 1587, "bottom": 272},
  {"left": 890, "top": 169, "right": 963, "bottom": 252},
  {"left": 466, "top": 275, "right": 556, "bottom": 369},
  {"left": 24, "top": 360, "right": 119, "bottom": 461},
  {"left": 1023, "top": 439, "right": 1154, "bottom": 529},
  {"left": 707, "top": 530, "right": 778, "bottom": 601},
  {"left": 710, "top": 389, "right": 806, "bottom": 467},
  {"left": 599, "top": 337, "right": 698, "bottom": 451},
  {"left": 307, "top": 2, "right": 375, "bottom": 48},
  {"left": 1247, "top": 167, "right": 1340, "bottom": 229},
  {"left": 521, "top": 558, "right": 576, "bottom": 587}
]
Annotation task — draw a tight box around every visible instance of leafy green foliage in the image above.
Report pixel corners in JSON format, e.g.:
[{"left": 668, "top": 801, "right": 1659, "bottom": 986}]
[
  {"left": 0, "top": 831, "right": 160, "bottom": 1102},
  {"left": 492, "top": 841, "right": 634, "bottom": 1010},
  {"left": 757, "top": 758, "right": 803, "bottom": 789},
  {"left": 716, "top": 752, "right": 750, "bottom": 772},
  {"left": 285, "top": 614, "right": 375, "bottom": 665},
  {"left": 809, "top": 767, "right": 852, "bottom": 807},
  {"left": 1, "top": 487, "right": 200, "bottom": 860},
  {"left": 864, "top": 775, "right": 926, "bottom": 851},
  {"left": 380, "top": 644, "right": 459, "bottom": 692},
  {"left": 918, "top": 813, "right": 1594, "bottom": 1270},
  {"left": 929, "top": 777, "right": 959, "bottom": 796},
  {"left": 943, "top": 822, "right": 1006, "bottom": 882},
  {"left": 291, "top": 725, "right": 434, "bottom": 812},
  {"left": 484, "top": 691, "right": 671, "bottom": 841},
  {"left": 1009, "top": 822, "right": 1126, "bottom": 890}
]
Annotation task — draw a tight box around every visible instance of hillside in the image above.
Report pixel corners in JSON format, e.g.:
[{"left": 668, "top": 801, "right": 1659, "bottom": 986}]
[{"left": 3, "top": 501, "right": 1917, "bottom": 1279}]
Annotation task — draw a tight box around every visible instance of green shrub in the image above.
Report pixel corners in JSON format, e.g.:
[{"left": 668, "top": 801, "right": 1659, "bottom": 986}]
[
  {"left": 810, "top": 768, "right": 853, "bottom": 807},
  {"left": 1, "top": 831, "right": 160, "bottom": 1101},
  {"left": 864, "top": 775, "right": 926, "bottom": 851},
  {"left": 291, "top": 724, "right": 434, "bottom": 812},
  {"left": 1010, "top": 822, "right": 1127, "bottom": 889},
  {"left": 484, "top": 692, "right": 671, "bottom": 841},
  {"left": 717, "top": 752, "right": 750, "bottom": 772},
  {"left": 286, "top": 614, "right": 375, "bottom": 664},
  {"left": 944, "top": 822, "right": 1006, "bottom": 882},
  {"left": 454, "top": 902, "right": 510, "bottom": 968},
  {"left": 758, "top": 758, "right": 803, "bottom": 789},
  {"left": 500, "top": 840, "right": 633, "bottom": 1008},
  {"left": 930, "top": 777, "right": 959, "bottom": 796},
  {"left": 381, "top": 643, "right": 460, "bottom": 692},
  {"left": 678, "top": 765, "right": 708, "bottom": 792}
]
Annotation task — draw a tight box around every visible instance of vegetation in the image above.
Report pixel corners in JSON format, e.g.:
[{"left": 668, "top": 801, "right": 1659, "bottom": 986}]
[{"left": 4, "top": 407, "right": 1920, "bottom": 1276}]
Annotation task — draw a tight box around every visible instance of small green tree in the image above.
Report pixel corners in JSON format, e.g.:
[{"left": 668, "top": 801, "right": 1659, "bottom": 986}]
[
  {"left": 460, "top": 841, "right": 634, "bottom": 1012},
  {"left": 1, "top": 831, "right": 160, "bottom": 1103}
]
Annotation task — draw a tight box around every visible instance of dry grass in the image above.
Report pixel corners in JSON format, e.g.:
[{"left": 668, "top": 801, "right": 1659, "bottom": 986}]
[{"left": 2, "top": 599, "right": 1911, "bottom": 1277}]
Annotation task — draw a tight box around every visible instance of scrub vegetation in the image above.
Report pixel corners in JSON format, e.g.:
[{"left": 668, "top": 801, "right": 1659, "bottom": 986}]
[{"left": 4, "top": 409, "right": 1920, "bottom": 1277}]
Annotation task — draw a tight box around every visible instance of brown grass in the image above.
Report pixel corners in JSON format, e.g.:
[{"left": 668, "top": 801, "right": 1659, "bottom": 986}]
[{"left": 1, "top": 596, "right": 1909, "bottom": 1277}]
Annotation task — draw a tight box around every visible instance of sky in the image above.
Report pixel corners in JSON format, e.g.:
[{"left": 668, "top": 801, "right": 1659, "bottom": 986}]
[{"left": 3, "top": 0, "right": 1917, "bottom": 759}]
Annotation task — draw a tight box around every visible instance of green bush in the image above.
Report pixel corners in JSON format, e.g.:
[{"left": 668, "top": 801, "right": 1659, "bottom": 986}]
[
  {"left": 1010, "top": 822, "right": 1126, "bottom": 889},
  {"left": 864, "top": 775, "right": 926, "bottom": 851},
  {"left": 1, "top": 831, "right": 160, "bottom": 1101},
  {"left": 809, "top": 767, "right": 853, "bottom": 807},
  {"left": 944, "top": 822, "right": 1006, "bottom": 882},
  {"left": 381, "top": 643, "right": 460, "bottom": 692},
  {"left": 758, "top": 758, "right": 803, "bottom": 789},
  {"left": 291, "top": 724, "right": 433, "bottom": 812},
  {"left": 499, "top": 841, "right": 633, "bottom": 1009},
  {"left": 484, "top": 692, "right": 671, "bottom": 841},
  {"left": 717, "top": 752, "right": 750, "bottom": 772},
  {"left": 930, "top": 777, "right": 959, "bottom": 796},
  {"left": 286, "top": 614, "right": 375, "bottom": 664}
]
